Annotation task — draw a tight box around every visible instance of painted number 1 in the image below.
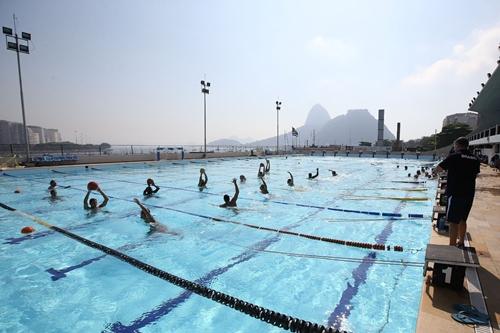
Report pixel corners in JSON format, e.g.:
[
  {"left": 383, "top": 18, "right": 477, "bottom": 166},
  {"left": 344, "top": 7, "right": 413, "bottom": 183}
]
[{"left": 442, "top": 266, "right": 453, "bottom": 284}]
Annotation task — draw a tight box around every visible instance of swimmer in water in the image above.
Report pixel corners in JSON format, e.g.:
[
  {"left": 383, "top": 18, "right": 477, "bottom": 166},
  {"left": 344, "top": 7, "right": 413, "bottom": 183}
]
[
  {"left": 220, "top": 178, "right": 239, "bottom": 208},
  {"left": 287, "top": 172, "right": 294, "bottom": 187},
  {"left": 198, "top": 168, "right": 208, "bottom": 190},
  {"left": 84, "top": 186, "right": 109, "bottom": 212},
  {"left": 308, "top": 168, "right": 319, "bottom": 179},
  {"left": 328, "top": 169, "right": 337, "bottom": 176},
  {"left": 260, "top": 177, "right": 269, "bottom": 194},
  {"left": 133, "top": 198, "right": 158, "bottom": 224},
  {"left": 257, "top": 163, "right": 265, "bottom": 178},
  {"left": 143, "top": 179, "right": 160, "bottom": 196},
  {"left": 265, "top": 159, "right": 270, "bottom": 173},
  {"left": 240, "top": 175, "right": 246, "bottom": 183},
  {"left": 48, "top": 180, "right": 58, "bottom": 199},
  {"left": 133, "top": 198, "right": 173, "bottom": 234}
]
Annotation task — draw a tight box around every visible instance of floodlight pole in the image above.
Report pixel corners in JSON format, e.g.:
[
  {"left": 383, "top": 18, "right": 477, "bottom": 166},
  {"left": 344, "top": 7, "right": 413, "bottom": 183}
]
[
  {"left": 3, "top": 15, "right": 31, "bottom": 162},
  {"left": 15, "top": 33, "right": 29, "bottom": 161},
  {"left": 276, "top": 100, "right": 281, "bottom": 154},
  {"left": 201, "top": 80, "right": 210, "bottom": 158}
]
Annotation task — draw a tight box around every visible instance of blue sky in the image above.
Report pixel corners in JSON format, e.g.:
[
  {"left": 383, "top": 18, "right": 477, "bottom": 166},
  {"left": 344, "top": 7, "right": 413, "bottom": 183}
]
[{"left": 1, "top": 0, "right": 499, "bottom": 144}]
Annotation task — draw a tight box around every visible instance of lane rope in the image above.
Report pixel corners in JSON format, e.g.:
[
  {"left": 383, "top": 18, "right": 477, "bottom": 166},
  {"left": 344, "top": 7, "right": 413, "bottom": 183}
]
[{"left": 0, "top": 202, "right": 344, "bottom": 333}]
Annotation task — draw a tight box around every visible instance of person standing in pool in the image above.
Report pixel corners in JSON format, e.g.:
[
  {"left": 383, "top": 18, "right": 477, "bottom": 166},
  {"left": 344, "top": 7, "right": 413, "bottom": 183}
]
[
  {"left": 257, "top": 163, "right": 265, "bottom": 178},
  {"left": 287, "top": 172, "right": 294, "bottom": 186},
  {"left": 143, "top": 178, "right": 160, "bottom": 196},
  {"left": 198, "top": 168, "right": 208, "bottom": 190},
  {"left": 220, "top": 179, "right": 239, "bottom": 208},
  {"left": 308, "top": 168, "right": 319, "bottom": 179},
  {"left": 48, "top": 180, "right": 58, "bottom": 199},
  {"left": 84, "top": 186, "right": 109, "bottom": 211},
  {"left": 433, "top": 137, "right": 480, "bottom": 247},
  {"left": 265, "top": 159, "right": 270, "bottom": 173},
  {"left": 260, "top": 177, "right": 269, "bottom": 194}
]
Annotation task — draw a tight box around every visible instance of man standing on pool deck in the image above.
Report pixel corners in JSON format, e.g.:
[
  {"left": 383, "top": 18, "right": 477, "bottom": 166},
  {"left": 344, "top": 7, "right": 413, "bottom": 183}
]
[
  {"left": 220, "top": 178, "right": 239, "bottom": 208},
  {"left": 434, "top": 137, "right": 480, "bottom": 247},
  {"left": 84, "top": 186, "right": 109, "bottom": 211}
]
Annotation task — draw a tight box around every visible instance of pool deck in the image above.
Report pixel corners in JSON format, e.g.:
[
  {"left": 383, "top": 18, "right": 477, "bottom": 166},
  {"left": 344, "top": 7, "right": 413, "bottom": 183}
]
[{"left": 417, "top": 165, "right": 500, "bottom": 333}]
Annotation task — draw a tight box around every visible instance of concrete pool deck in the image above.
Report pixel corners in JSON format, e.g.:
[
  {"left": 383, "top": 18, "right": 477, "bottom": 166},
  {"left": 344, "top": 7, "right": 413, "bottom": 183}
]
[{"left": 417, "top": 165, "right": 500, "bottom": 333}]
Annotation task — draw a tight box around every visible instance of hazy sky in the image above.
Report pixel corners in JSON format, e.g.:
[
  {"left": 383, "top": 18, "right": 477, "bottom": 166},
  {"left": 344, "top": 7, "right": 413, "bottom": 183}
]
[{"left": 1, "top": 0, "right": 499, "bottom": 145}]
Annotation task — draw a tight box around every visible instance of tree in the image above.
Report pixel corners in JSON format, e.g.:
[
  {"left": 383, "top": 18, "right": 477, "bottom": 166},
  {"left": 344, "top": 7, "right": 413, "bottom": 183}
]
[
  {"left": 436, "top": 123, "right": 472, "bottom": 148},
  {"left": 359, "top": 141, "right": 372, "bottom": 147},
  {"left": 382, "top": 139, "right": 393, "bottom": 147}
]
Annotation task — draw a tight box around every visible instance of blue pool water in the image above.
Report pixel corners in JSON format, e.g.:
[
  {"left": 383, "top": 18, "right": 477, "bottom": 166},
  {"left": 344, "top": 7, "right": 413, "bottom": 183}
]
[{"left": 0, "top": 156, "right": 436, "bottom": 332}]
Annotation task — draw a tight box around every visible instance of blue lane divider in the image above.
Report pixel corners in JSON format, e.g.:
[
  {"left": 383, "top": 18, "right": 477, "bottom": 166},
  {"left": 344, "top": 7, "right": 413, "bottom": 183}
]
[{"left": 43, "top": 170, "right": 430, "bottom": 219}]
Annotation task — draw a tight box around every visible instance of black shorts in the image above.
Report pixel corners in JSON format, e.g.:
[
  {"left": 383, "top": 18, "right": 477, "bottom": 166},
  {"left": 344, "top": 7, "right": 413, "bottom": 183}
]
[{"left": 446, "top": 195, "right": 474, "bottom": 224}]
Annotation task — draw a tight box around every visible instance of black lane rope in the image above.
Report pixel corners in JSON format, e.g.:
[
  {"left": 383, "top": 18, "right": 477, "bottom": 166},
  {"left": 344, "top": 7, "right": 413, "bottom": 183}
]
[
  {"left": 48, "top": 169, "right": 429, "bottom": 219},
  {"left": 0, "top": 202, "right": 344, "bottom": 333},
  {"left": 2, "top": 172, "right": 412, "bottom": 252}
]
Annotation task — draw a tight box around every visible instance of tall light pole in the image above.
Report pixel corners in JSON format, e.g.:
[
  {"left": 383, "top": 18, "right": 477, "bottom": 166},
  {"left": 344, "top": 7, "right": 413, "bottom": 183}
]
[
  {"left": 201, "top": 80, "right": 211, "bottom": 158},
  {"left": 3, "top": 15, "right": 32, "bottom": 162},
  {"left": 276, "top": 100, "right": 281, "bottom": 154}
]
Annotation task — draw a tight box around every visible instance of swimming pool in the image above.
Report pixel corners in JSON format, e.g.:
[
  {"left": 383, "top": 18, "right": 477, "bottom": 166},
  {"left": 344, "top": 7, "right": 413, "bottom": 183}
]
[{"left": 0, "top": 156, "right": 436, "bottom": 332}]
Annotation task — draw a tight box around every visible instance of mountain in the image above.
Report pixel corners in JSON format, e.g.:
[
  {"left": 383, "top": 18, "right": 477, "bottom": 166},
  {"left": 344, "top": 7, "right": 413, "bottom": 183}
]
[
  {"left": 249, "top": 105, "right": 395, "bottom": 147},
  {"left": 316, "top": 109, "right": 395, "bottom": 146},
  {"left": 208, "top": 138, "right": 242, "bottom": 146},
  {"left": 250, "top": 104, "right": 331, "bottom": 147}
]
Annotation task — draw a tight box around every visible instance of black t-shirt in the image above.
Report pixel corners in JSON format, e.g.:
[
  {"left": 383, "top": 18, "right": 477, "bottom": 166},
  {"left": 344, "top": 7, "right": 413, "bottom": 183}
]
[{"left": 438, "top": 150, "right": 480, "bottom": 196}]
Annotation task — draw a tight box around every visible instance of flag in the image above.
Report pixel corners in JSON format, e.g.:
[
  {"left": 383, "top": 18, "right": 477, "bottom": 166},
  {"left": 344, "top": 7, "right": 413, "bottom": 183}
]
[{"left": 292, "top": 127, "right": 298, "bottom": 137}]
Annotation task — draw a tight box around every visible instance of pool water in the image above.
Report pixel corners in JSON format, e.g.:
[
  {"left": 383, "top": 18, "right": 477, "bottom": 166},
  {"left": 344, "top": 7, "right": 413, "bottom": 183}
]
[{"left": 0, "top": 156, "right": 436, "bottom": 333}]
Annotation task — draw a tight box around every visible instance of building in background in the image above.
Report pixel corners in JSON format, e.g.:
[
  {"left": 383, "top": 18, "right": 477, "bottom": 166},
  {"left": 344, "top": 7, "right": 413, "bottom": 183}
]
[
  {"left": 27, "top": 126, "right": 45, "bottom": 144},
  {"left": 44, "top": 128, "right": 62, "bottom": 143},
  {"left": 467, "top": 57, "right": 500, "bottom": 162},
  {"left": 375, "top": 109, "right": 385, "bottom": 147},
  {"left": 0, "top": 120, "right": 62, "bottom": 144},
  {"left": 442, "top": 112, "right": 478, "bottom": 129},
  {"left": 8, "top": 122, "right": 26, "bottom": 144},
  {"left": 0, "top": 120, "right": 11, "bottom": 144}
]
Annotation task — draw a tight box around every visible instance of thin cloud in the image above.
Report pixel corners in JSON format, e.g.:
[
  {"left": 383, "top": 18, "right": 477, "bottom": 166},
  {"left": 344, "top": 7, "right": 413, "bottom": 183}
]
[
  {"left": 307, "top": 35, "right": 358, "bottom": 61},
  {"left": 402, "top": 24, "right": 500, "bottom": 85}
]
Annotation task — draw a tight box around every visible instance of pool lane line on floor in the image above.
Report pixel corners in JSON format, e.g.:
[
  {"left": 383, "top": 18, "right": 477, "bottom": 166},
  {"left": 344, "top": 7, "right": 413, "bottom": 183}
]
[
  {"left": 0, "top": 202, "right": 342, "bottom": 333},
  {"left": 46, "top": 235, "right": 167, "bottom": 281},
  {"left": 326, "top": 194, "right": 416, "bottom": 330},
  {"left": 45, "top": 169, "right": 430, "bottom": 219},
  {"left": 2, "top": 172, "right": 419, "bottom": 252}
]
